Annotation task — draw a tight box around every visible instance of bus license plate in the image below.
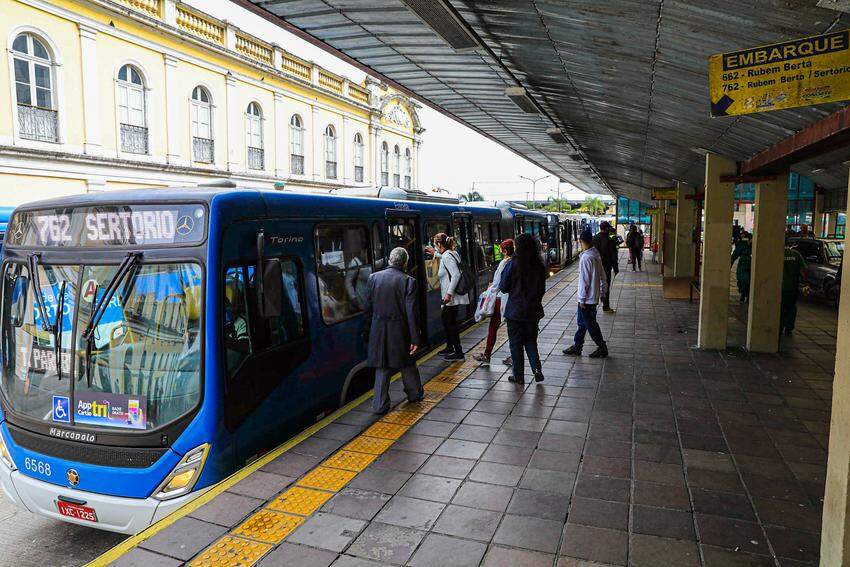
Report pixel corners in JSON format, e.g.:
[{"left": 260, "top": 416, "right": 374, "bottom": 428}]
[{"left": 57, "top": 501, "right": 98, "bottom": 523}]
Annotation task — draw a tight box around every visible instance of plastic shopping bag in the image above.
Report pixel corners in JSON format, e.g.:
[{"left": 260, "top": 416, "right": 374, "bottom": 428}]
[{"left": 474, "top": 289, "right": 496, "bottom": 322}]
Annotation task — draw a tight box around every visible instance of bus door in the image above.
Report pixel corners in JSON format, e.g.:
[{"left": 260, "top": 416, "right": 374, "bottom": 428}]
[
  {"left": 452, "top": 213, "right": 476, "bottom": 321},
  {"left": 386, "top": 212, "right": 429, "bottom": 343}
]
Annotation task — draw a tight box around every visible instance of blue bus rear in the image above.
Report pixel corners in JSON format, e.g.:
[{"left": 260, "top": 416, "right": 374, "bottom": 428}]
[{"left": 0, "top": 188, "right": 506, "bottom": 533}]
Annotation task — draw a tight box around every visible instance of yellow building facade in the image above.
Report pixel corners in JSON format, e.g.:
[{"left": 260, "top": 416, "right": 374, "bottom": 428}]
[{"left": 0, "top": 0, "right": 424, "bottom": 206}]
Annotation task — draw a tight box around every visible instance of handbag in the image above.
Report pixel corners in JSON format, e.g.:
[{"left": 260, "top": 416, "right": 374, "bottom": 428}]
[
  {"left": 474, "top": 289, "right": 496, "bottom": 322},
  {"left": 448, "top": 250, "right": 474, "bottom": 296}
]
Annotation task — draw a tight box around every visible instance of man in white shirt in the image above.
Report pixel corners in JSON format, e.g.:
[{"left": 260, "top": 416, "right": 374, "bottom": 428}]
[{"left": 563, "top": 228, "right": 609, "bottom": 358}]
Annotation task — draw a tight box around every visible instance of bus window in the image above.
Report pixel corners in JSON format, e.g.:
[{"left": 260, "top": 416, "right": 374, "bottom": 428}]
[
  {"left": 424, "top": 222, "right": 449, "bottom": 291},
  {"left": 316, "top": 224, "right": 371, "bottom": 324},
  {"left": 224, "top": 259, "right": 305, "bottom": 378},
  {"left": 474, "top": 221, "right": 494, "bottom": 271},
  {"left": 372, "top": 222, "right": 386, "bottom": 271}
]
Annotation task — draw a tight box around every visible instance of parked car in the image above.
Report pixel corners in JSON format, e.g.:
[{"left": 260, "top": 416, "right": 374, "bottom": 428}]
[{"left": 788, "top": 237, "right": 843, "bottom": 303}]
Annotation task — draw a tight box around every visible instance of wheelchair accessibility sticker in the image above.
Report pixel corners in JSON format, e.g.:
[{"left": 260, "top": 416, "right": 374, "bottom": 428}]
[{"left": 52, "top": 396, "right": 70, "bottom": 423}]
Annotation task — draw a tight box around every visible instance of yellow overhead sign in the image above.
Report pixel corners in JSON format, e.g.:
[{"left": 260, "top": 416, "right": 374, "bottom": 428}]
[
  {"left": 651, "top": 188, "right": 678, "bottom": 201},
  {"left": 709, "top": 29, "right": 850, "bottom": 117}
]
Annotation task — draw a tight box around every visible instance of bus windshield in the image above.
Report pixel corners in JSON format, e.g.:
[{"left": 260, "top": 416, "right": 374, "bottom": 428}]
[{"left": 1, "top": 261, "right": 202, "bottom": 432}]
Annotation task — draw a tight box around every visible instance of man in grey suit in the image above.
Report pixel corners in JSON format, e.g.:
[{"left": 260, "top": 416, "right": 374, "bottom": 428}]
[{"left": 365, "top": 247, "right": 424, "bottom": 414}]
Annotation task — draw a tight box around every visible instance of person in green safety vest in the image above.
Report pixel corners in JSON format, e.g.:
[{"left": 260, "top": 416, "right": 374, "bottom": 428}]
[
  {"left": 731, "top": 231, "right": 752, "bottom": 303},
  {"left": 781, "top": 241, "right": 808, "bottom": 337}
]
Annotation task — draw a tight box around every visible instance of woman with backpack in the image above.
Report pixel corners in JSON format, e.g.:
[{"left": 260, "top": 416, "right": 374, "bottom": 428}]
[
  {"left": 434, "top": 233, "right": 469, "bottom": 360},
  {"left": 499, "top": 233, "right": 546, "bottom": 383}
]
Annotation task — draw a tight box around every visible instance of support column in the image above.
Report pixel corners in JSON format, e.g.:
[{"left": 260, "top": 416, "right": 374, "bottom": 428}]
[
  {"left": 413, "top": 135, "right": 422, "bottom": 190},
  {"left": 813, "top": 192, "right": 825, "bottom": 237},
  {"left": 312, "top": 106, "right": 321, "bottom": 182},
  {"left": 225, "top": 74, "right": 241, "bottom": 171},
  {"left": 342, "top": 116, "right": 351, "bottom": 184},
  {"left": 822, "top": 172, "right": 850, "bottom": 562},
  {"left": 673, "top": 182, "right": 695, "bottom": 278},
  {"left": 163, "top": 55, "right": 186, "bottom": 166},
  {"left": 697, "top": 153, "right": 736, "bottom": 349},
  {"left": 78, "top": 25, "right": 101, "bottom": 156},
  {"left": 827, "top": 212, "right": 838, "bottom": 238},
  {"left": 273, "top": 92, "right": 288, "bottom": 179},
  {"left": 662, "top": 200, "right": 676, "bottom": 277},
  {"left": 372, "top": 123, "right": 382, "bottom": 186},
  {"left": 746, "top": 174, "right": 788, "bottom": 352}
]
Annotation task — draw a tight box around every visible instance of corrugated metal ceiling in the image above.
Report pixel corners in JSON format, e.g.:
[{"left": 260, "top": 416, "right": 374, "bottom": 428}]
[{"left": 244, "top": 0, "right": 850, "bottom": 202}]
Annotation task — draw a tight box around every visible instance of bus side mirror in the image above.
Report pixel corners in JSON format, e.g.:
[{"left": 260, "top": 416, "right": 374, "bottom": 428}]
[
  {"left": 10, "top": 275, "right": 28, "bottom": 327},
  {"left": 259, "top": 259, "right": 283, "bottom": 318}
]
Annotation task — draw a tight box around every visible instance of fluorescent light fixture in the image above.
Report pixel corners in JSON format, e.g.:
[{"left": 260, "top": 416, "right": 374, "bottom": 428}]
[
  {"left": 546, "top": 127, "right": 568, "bottom": 144},
  {"left": 505, "top": 87, "right": 539, "bottom": 114},
  {"left": 811, "top": 167, "right": 826, "bottom": 174},
  {"left": 401, "top": 0, "right": 481, "bottom": 51}
]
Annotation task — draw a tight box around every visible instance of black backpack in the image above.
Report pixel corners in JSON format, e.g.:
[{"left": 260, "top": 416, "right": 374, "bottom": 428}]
[{"left": 448, "top": 251, "right": 474, "bottom": 296}]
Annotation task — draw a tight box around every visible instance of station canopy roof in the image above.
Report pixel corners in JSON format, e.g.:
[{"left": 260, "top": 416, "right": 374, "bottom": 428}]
[{"left": 242, "top": 0, "right": 850, "bottom": 203}]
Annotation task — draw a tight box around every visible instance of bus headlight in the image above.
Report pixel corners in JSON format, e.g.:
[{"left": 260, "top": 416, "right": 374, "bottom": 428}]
[
  {"left": 0, "top": 432, "right": 16, "bottom": 470},
  {"left": 152, "top": 443, "right": 209, "bottom": 501}
]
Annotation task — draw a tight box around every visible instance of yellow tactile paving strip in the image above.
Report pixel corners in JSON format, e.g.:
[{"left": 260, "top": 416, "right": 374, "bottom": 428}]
[{"left": 185, "top": 279, "right": 571, "bottom": 567}]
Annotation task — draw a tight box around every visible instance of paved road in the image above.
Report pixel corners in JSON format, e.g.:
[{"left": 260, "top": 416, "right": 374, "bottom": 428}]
[{"left": 0, "top": 492, "right": 124, "bottom": 567}]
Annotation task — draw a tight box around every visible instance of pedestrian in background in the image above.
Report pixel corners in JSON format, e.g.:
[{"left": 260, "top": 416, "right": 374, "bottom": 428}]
[
  {"left": 474, "top": 238, "right": 514, "bottom": 365},
  {"left": 434, "top": 232, "right": 469, "bottom": 360},
  {"left": 499, "top": 233, "right": 546, "bottom": 383},
  {"left": 364, "top": 247, "right": 424, "bottom": 414},
  {"left": 563, "top": 228, "right": 609, "bottom": 358},
  {"left": 781, "top": 241, "right": 808, "bottom": 336},
  {"left": 731, "top": 230, "right": 752, "bottom": 303},
  {"left": 593, "top": 220, "right": 619, "bottom": 312},
  {"left": 626, "top": 223, "right": 643, "bottom": 271}
]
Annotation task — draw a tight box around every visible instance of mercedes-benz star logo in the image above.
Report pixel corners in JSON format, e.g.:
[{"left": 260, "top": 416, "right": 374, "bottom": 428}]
[
  {"left": 67, "top": 469, "right": 80, "bottom": 487},
  {"left": 176, "top": 215, "right": 195, "bottom": 236},
  {"left": 12, "top": 221, "right": 24, "bottom": 242}
]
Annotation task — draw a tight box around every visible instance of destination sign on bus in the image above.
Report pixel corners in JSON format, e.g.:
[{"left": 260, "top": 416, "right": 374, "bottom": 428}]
[{"left": 6, "top": 204, "right": 206, "bottom": 248}]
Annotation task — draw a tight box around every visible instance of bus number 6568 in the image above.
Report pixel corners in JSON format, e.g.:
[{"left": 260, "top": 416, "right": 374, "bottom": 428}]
[{"left": 24, "top": 457, "right": 52, "bottom": 477}]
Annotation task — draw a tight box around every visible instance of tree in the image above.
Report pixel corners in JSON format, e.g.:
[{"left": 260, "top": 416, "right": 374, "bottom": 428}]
[
  {"left": 460, "top": 190, "right": 484, "bottom": 202},
  {"left": 580, "top": 196, "right": 607, "bottom": 215},
  {"left": 543, "top": 199, "right": 572, "bottom": 213}
]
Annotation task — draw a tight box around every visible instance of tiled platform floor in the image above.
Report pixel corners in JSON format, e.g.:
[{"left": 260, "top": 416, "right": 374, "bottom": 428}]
[{"left": 111, "top": 253, "right": 834, "bottom": 566}]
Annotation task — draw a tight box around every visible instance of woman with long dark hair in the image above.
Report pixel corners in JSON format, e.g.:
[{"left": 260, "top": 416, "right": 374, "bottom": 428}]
[
  {"left": 434, "top": 232, "right": 469, "bottom": 360},
  {"left": 499, "top": 233, "right": 546, "bottom": 383}
]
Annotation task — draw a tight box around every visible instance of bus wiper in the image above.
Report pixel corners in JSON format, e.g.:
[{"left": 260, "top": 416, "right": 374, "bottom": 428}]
[
  {"left": 54, "top": 280, "right": 66, "bottom": 380},
  {"left": 82, "top": 252, "right": 142, "bottom": 386},
  {"left": 28, "top": 253, "right": 67, "bottom": 380},
  {"left": 27, "top": 253, "right": 52, "bottom": 332}
]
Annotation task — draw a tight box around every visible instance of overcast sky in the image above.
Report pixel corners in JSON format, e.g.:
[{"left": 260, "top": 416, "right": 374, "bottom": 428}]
[{"left": 193, "top": 1, "right": 601, "bottom": 202}]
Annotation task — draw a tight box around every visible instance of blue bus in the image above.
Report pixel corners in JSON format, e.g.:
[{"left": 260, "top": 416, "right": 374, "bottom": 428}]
[{"left": 0, "top": 186, "right": 526, "bottom": 533}]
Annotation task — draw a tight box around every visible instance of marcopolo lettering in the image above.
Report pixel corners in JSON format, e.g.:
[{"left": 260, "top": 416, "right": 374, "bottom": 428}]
[
  {"left": 48, "top": 428, "right": 96, "bottom": 443},
  {"left": 723, "top": 30, "right": 849, "bottom": 71}
]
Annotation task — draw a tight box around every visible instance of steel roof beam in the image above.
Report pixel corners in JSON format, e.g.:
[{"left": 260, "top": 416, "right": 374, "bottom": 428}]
[{"left": 741, "top": 106, "right": 850, "bottom": 175}]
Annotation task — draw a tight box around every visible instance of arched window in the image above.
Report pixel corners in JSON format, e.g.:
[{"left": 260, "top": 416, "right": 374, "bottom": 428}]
[
  {"left": 117, "top": 64, "right": 148, "bottom": 154},
  {"left": 353, "top": 133, "right": 364, "bottom": 183},
  {"left": 393, "top": 145, "right": 401, "bottom": 188},
  {"left": 12, "top": 32, "right": 58, "bottom": 142},
  {"left": 324, "top": 124, "right": 337, "bottom": 180},
  {"left": 404, "top": 147, "right": 412, "bottom": 190},
  {"left": 191, "top": 86, "right": 213, "bottom": 163},
  {"left": 246, "top": 102, "right": 264, "bottom": 170},
  {"left": 380, "top": 142, "right": 389, "bottom": 186},
  {"left": 290, "top": 114, "right": 304, "bottom": 174}
]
